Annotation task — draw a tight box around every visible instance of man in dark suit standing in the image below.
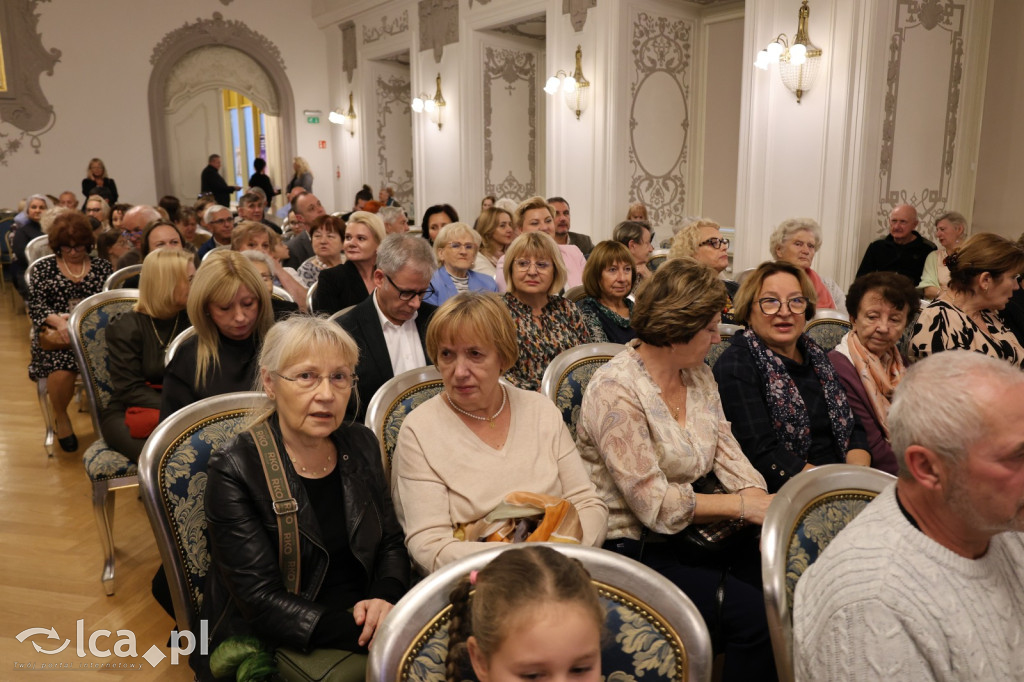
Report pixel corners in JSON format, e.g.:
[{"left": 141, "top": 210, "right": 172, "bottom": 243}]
[
  {"left": 339, "top": 233, "right": 438, "bottom": 421},
  {"left": 201, "top": 154, "right": 240, "bottom": 208}
]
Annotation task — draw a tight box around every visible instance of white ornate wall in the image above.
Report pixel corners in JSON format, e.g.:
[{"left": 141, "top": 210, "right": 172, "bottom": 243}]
[{"left": 372, "top": 61, "right": 414, "bottom": 211}]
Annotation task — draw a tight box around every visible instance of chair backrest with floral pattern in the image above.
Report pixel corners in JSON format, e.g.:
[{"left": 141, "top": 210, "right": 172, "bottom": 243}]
[
  {"left": 761, "top": 464, "right": 896, "bottom": 682},
  {"left": 367, "top": 544, "right": 713, "bottom": 682},
  {"left": 804, "top": 310, "right": 852, "bottom": 353},
  {"left": 539, "top": 343, "right": 626, "bottom": 440},
  {"left": 138, "top": 391, "right": 270, "bottom": 633},
  {"left": 364, "top": 366, "right": 445, "bottom": 479},
  {"left": 68, "top": 289, "right": 140, "bottom": 435}
]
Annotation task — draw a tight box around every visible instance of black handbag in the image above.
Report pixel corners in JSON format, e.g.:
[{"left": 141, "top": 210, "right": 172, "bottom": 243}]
[{"left": 675, "top": 472, "right": 746, "bottom": 552}]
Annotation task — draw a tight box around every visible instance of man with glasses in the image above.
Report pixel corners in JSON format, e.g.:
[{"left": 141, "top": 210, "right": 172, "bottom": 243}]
[
  {"left": 197, "top": 205, "right": 235, "bottom": 259},
  {"left": 339, "top": 233, "right": 438, "bottom": 421}
]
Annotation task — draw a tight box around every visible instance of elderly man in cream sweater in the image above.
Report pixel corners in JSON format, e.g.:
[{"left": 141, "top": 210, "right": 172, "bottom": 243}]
[{"left": 793, "top": 351, "right": 1024, "bottom": 681}]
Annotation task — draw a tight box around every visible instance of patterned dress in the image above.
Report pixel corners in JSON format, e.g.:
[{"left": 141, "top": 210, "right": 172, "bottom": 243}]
[
  {"left": 502, "top": 293, "right": 592, "bottom": 391},
  {"left": 909, "top": 299, "right": 1023, "bottom": 366},
  {"left": 28, "top": 256, "right": 112, "bottom": 380}
]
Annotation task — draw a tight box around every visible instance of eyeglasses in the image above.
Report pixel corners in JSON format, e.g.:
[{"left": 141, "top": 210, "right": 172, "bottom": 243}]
[
  {"left": 273, "top": 370, "right": 358, "bottom": 391},
  {"left": 757, "top": 297, "right": 809, "bottom": 316},
  {"left": 513, "top": 259, "right": 552, "bottom": 272},
  {"left": 60, "top": 245, "right": 88, "bottom": 254},
  {"left": 445, "top": 241, "right": 477, "bottom": 251},
  {"left": 385, "top": 273, "right": 434, "bottom": 301},
  {"left": 699, "top": 237, "right": 730, "bottom": 250},
  {"left": 122, "top": 230, "right": 142, "bottom": 239}
]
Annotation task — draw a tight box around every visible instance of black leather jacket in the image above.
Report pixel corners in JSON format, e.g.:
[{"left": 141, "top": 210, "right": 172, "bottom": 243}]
[{"left": 194, "top": 415, "right": 409, "bottom": 675}]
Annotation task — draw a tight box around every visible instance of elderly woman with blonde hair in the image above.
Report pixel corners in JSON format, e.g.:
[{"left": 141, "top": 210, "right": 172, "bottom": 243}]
[
  {"left": 501, "top": 232, "right": 592, "bottom": 390},
  {"left": 392, "top": 292, "right": 607, "bottom": 573},
  {"left": 423, "top": 222, "right": 497, "bottom": 306},
  {"left": 769, "top": 218, "right": 846, "bottom": 314},
  {"left": 577, "top": 258, "right": 774, "bottom": 682},
  {"left": 670, "top": 218, "right": 739, "bottom": 323}
]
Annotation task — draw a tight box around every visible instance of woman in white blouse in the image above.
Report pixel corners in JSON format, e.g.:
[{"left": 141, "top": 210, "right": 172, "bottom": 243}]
[{"left": 576, "top": 257, "right": 776, "bottom": 682}]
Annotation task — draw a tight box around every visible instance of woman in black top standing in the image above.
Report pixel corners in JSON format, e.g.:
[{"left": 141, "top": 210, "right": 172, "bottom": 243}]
[{"left": 81, "top": 157, "right": 118, "bottom": 208}]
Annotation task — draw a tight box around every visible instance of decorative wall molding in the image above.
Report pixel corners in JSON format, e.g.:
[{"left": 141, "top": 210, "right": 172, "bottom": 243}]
[
  {"left": 490, "top": 14, "right": 546, "bottom": 42},
  {"left": 164, "top": 45, "right": 278, "bottom": 114},
  {"left": 363, "top": 11, "right": 409, "bottom": 44},
  {"left": 341, "top": 21, "right": 356, "bottom": 83},
  {"left": 628, "top": 11, "right": 692, "bottom": 230},
  {"left": 375, "top": 72, "right": 414, "bottom": 209},
  {"left": 0, "top": 0, "right": 61, "bottom": 165},
  {"left": 151, "top": 12, "right": 284, "bottom": 70},
  {"left": 562, "top": 0, "right": 597, "bottom": 33},
  {"left": 469, "top": 0, "right": 493, "bottom": 6},
  {"left": 148, "top": 12, "right": 295, "bottom": 197},
  {"left": 418, "top": 0, "right": 459, "bottom": 63},
  {"left": 483, "top": 45, "right": 537, "bottom": 202},
  {"left": 877, "top": 0, "right": 965, "bottom": 237},
  {"left": 218, "top": 0, "right": 235, "bottom": 5}
]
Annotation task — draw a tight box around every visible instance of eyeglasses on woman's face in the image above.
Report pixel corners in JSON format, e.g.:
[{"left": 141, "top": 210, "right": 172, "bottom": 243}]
[
  {"left": 60, "top": 245, "right": 88, "bottom": 254},
  {"left": 757, "top": 296, "right": 809, "bottom": 316},
  {"left": 699, "top": 237, "right": 730, "bottom": 250},
  {"left": 272, "top": 370, "right": 358, "bottom": 391},
  {"left": 513, "top": 259, "right": 552, "bottom": 272},
  {"left": 445, "top": 241, "right": 477, "bottom": 252}
]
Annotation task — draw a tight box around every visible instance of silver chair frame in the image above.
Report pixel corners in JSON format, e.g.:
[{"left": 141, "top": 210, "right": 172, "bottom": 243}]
[
  {"left": 25, "top": 234, "right": 52, "bottom": 264},
  {"left": 807, "top": 308, "right": 850, "bottom": 322},
  {"left": 562, "top": 284, "right": 586, "bottom": 302},
  {"left": 364, "top": 365, "right": 444, "bottom": 475},
  {"left": 328, "top": 304, "right": 355, "bottom": 322},
  {"left": 103, "top": 264, "right": 143, "bottom": 291},
  {"left": 271, "top": 285, "right": 294, "bottom": 302},
  {"left": 164, "top": 327, "right": 197, "bottom": 367},
  {"left": 305, "top": 280, "right": 317, "bottom": 312},
  {"left": 760, "top": 464, "right": 896, "bottom": 681},
  {"left": 539, "top": 342, "right": 626, "bottom": 402},
  {"left": 367, "top": 543, "right": 713, "bottom": 682}
]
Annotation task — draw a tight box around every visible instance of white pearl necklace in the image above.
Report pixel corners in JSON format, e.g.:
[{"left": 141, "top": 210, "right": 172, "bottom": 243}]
[{"left": 445, "top": 386, "right": 507, "bottom": 428}]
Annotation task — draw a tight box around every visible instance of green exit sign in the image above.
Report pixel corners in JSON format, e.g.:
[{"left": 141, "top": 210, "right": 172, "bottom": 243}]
[{"left": 307, "top": 116, "right": 320, "bottom": 124}]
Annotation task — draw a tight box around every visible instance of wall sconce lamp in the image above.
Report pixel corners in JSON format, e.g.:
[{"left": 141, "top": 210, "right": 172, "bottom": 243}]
[
  {"left": 329, "top": 92, "right": 357, "bottom": 136},
  {"left": 412, "top": 74, "right": 446, "bottom": 131},
  {"left": 545, "top": 45, "right": 590, "bottom": 120},
  {"left": 754, "top": 0, "right": 822, "bottom": 103}
]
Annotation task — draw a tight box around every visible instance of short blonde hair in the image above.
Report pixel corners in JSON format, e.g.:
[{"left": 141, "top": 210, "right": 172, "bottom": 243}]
[
  {"left": 187, "top": 251, "right": 274, "bottom": 387},
  {"left": 426, "top": 292, "right": 519, "bottom": 372},
  {"left": 732, "top": 260, "right": 817, "bottom": 325},
  {"left": 137, "top": 249, "right": 193, "bottom": 319},
  {"left": 769, "top": 218, "right": 822, "bottom": 259},
  {"left": 632, "top": 258, "right": 727, "bottom": 346},
  {"left": 231, "top": 221, "right": 274, "bottom": 251},
  {"left": 503, "top": 232, "right": 567, "bottom": 296},
  {"left": 513, "top": 196, "right": 554, "bottom": 229},
  {"left": 346, "top": 211, "right": 386, "bottom": 245},
  {"left": 434, "top": 222, "right": 480, "bottom": 265},
  {"left": 669, "top": 219, "right": 721, "bottom": 260}
]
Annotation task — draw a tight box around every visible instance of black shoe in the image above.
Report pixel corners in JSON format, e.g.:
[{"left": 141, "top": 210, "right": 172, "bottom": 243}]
[{"left": 58, "top": 433, "right": 79, "bottom": 452}]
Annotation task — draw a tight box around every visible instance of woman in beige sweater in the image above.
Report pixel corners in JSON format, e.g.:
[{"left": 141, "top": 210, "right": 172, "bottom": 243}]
[{"left": 391, "top": 292, "right": 608, "bottom": 574}]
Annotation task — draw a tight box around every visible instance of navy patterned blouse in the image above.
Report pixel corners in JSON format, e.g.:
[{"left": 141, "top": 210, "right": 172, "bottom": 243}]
[{"left": 503, "top": 293, "right": 592, "bottom": 391}]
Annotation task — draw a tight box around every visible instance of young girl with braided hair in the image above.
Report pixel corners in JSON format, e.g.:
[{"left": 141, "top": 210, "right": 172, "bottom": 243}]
[{"left": 445, "top": 546, "right": 605, "bottom": 682}]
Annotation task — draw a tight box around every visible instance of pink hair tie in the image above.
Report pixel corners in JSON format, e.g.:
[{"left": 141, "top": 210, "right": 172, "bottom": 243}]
[{"left": 469, "top": 570, "right": 479, "bottom": 586}]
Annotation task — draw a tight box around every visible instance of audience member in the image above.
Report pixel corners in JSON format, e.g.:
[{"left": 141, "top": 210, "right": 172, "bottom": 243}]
[
  {"left": 110, "top": 202, "right": 131, "bottom": 232},
  {"left": 248, "top": 157, "right": 279, "bottom": 204},
  {"left": 197, "top": 205, "right": 234, "bottom": 259},
  {"left": 28, "top": 212, "right": 112, "bottom": 451},
  {"left": 313, "top": 211, "right": 385, "bottom": 315},
  {"left": 81, "top": 157, "right": 118, "bottom": 208},
  {"left": 160, "top": 250, "right": 273, "bottom": 419},
  {"left": 96, "top": 230, "right": 132, "bottom": 268},
  {"left": 176, "top": 206, "right": 205, "bottom": 250},
  {"left": 547, "top": 196, "right": 594, "bottom": 257},
  {"left": 392, "top": 292, "right": 607, "bottom": 572},
  {"left": 501, "top": 232, "right": 591, "bottom": 391},
  {"left": 285, "top": 156, "right": 314, "bottom": 194},
  {"left": 378, "top": 185, "right": 398, "bottom": 207},
  {"left": 158, "top": 195, "right": 181, "bottom": 223},
  {"left": 828, "top": 272, "right": 919, "bottom": 476},
  {"left": 577, "top": 258, "right": 775, "bottom": 682},
  {"left": 338, "top": 233, "right": 437, "bottom": 421},
  {"left": 496, "top": 197, "right": 586, "bottom": 291},
  {"left": 102, "top": 249, "right": 193, "bottom": 460},
  {"left": 197, "top": 315, "right": 408, "bottom": 679},
  {"left": 669, "top": 218, "right": 738, "bottom": 323},
  {"left": 421, "top": 203, "right": 458, "bottom": 244},
  {"left": 341, "top": 184, "right": 374, "bottom": 222},
  {"left": 919, "top": 210, "right": 967, "bottom": 299},
  {"left": 379, "top": 205, "right": 409, "bottom": 235},
  {"left": 241, "top": 250, "right": 299, "bottom": 321},
  {"left": 480, "top": 195, "right": 496, "bottom": 212},
  {"left": 232, "top": 221, "right": 307, "bottom": 308},
  {"left": 626, "top": 201, "right": 649, "bottom": 223},
  {"left": 473, "top": 207, "right": 514, "bottom": 279},
  {"left": 424, "top": 222, "right": 497, "bottom": 306},
  {"left": 855, "top": 204, "right": 936, "bottom": 283},
  {"left": 284, "top": 191, "right": 325, "bottom": 268},
  {"left": 770, "top": 218, "right": 846, "bottom": 314},
  {"left": 84, "top": 195, "right": 111, "bottom": 233},
  {"left": 713, "top": 261, "right": 869, "bottom": 492},
  {"left": 445, "top": 546, "right": 604, "bottom": 682},
  {"left": 200, "top": 154, "right": 241, "bottom": 208},
  {"left": 141, "top": 220, "right": 185, "bottom": 257},
  {"left": 296, "top": 214, "right": 345, "bottom": 288},
  {"left": 576, "top": 241, "right": 637, "bottom": 343},
  {"left": 794, "top": 352, "right": 1024, "bottom": 681},
  {"left": 612, "top": 220, "right": 654, "bottom": 286},
  {"left": 909, "top": 232, "right": 1024, "bottom": 366},
  {"left": 57, "top": 191, "right": 78, "bottom": 210},
  {"left": 11, "top": 194, "right": 47, "bottom": 296},
  {"left": 237, "top": 190, "right": 280, "bottom": 233}
]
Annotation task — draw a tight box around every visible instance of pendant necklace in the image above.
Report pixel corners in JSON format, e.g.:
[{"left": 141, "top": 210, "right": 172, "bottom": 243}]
[{"left": 150, "top": 314, "right": 180, "bottom": 350}]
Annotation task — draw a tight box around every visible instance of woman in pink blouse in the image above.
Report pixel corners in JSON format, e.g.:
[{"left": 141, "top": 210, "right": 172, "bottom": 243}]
[{"left": 577, "top": 258, "right": 776, "bottom": 682}]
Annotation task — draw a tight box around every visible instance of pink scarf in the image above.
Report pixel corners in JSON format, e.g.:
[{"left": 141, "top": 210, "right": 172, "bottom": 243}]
[
  {"left": 805, "top": 268, "right": 836, "bottom": 309},
  {"left": 844, "top": 332, "right": 905, "bottom": 438}
]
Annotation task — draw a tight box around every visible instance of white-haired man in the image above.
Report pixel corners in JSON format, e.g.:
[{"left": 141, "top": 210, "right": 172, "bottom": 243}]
[{"left": 793, "top": 351, "right": 1024, "bottom": 681}]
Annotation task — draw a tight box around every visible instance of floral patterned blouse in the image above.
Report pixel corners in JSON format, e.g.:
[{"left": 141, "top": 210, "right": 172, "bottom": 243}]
[
  {"left": 503, "top": 293, "right": 592, "bottom": 391},
  {"left": 576, "top": 343, "right": 767, "bottom": 541},
  {"left": 909, "top": 299, "right": 1024, "bottom": 367}
]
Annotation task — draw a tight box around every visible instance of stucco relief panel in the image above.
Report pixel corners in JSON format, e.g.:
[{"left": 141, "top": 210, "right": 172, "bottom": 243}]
[
  {"left": 375, "top": 72, "right": 414, "bottom": 210},
  {"left": 483, "top": 45, "right": 537, "bottom": 203},
  {"left": 877, "top": 0, "right": 965, "bottom": 238},
  {"left": 628, "top": 11, "right": 691, "bottom": 230},
  {"left": 165, "top": 46, "right": 278, "bottom": 114},
  {"left": 363, "top": 11, "right": 409, "bottom": 44}
]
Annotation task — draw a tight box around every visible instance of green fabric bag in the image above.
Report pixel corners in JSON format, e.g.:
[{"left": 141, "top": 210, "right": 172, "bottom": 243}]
[{"left": 275, "top": 647, "right": 367, "bottom": 682}]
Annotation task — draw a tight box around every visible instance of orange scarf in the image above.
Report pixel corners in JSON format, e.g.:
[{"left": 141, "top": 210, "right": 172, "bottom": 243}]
[
  {"left": 805, "top": 267, "right": 836, "bottom": 309},
  {"left": 454, "top": 491, "right": 583, "bottom": 544}
]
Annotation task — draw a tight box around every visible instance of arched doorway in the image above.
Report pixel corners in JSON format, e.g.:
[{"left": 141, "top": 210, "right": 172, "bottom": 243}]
[{"left": 148, "top": 13, "right": 296, "bottom": 206}]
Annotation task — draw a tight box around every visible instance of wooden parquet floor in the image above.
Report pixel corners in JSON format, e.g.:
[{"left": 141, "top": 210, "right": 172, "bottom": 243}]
[{"left": 0, "top": 291, "right": 191, "bottom": 680}]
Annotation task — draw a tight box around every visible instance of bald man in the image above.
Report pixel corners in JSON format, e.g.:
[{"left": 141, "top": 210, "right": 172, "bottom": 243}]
[{"left": 855, "top": 204, "right": 936, "bottom": 284}]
